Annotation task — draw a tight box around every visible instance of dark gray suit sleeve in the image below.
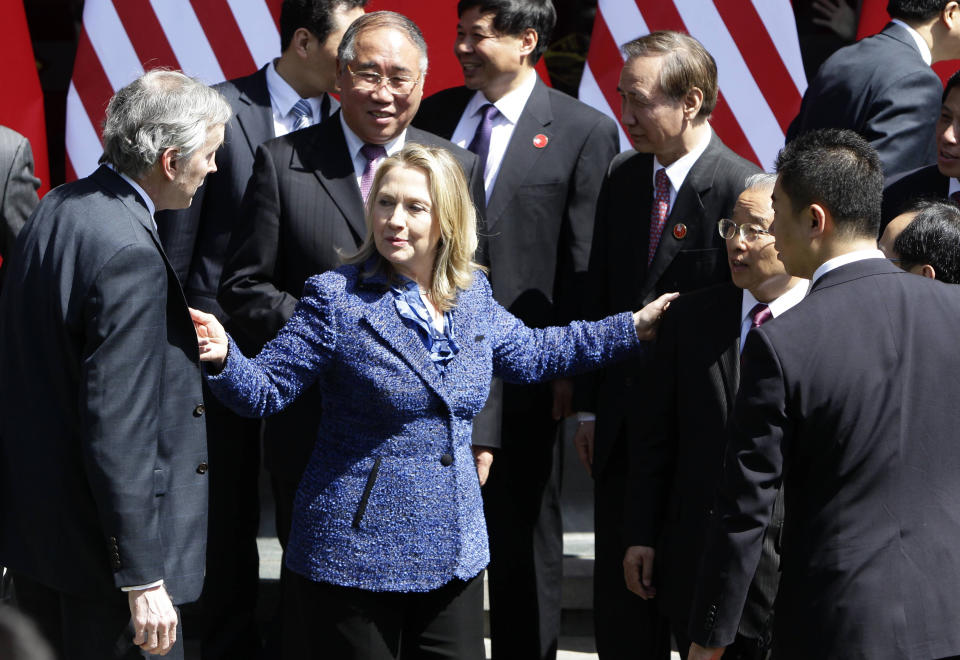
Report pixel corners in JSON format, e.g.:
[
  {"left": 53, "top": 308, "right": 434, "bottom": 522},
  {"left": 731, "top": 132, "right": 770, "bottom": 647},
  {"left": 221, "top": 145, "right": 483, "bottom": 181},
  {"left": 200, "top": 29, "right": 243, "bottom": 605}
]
[
  {"left": 863, "top": 71, "right": 941, "bottom": 178},
  {"left": 688, "top": 329, "right": 790, "bottom": 648},
  {"left": 219, "top": 143, "right": 299, "bottom": 352},
  {"left": 0, "top": 133, "right": 40, "bottom": 264},
  {"left": 81, "top": 243, "right": 169, "bottom": 588}
]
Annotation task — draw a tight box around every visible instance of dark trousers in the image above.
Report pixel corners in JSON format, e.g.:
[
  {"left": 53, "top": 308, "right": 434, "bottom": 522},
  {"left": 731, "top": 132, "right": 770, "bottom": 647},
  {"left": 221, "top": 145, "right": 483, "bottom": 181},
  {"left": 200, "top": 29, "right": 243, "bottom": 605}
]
[
  {"left": 191, "top": 387, "right": 262, "bottom": 659},
  {"left": 12, "top": 572, "right": 183, "bottom": 660},
  {"left": 282, "top": 570, "right": 485, "bottom": 660},
  {"left": 483, "top": 398, "right": 563, "bottom": 660},
  {"left": 593, "top": 438, "right": 671, "bottom": 660},
  {"left": 674, "top": 629, "right": 770, "bottom": 660}
]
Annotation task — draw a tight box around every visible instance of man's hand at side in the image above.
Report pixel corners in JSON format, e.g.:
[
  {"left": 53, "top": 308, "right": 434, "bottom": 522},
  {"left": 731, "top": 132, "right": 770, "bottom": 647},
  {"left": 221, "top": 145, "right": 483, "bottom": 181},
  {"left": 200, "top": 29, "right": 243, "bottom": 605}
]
[
  {"left": 129, "top": 584, "right": 178, "bottom": 655},
  {"left": 623, "top": 545, "right": 657, "bottom": 599}
]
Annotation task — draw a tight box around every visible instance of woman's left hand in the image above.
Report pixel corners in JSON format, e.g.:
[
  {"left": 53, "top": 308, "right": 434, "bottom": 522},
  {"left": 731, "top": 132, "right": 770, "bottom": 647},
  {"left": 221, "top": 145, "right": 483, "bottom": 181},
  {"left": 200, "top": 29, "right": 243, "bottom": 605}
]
[
  {"left": 190, "top": 307, "right": 229, "bottom": 371},
  {"left": 472, "top": 446, "right": 494, "bottom": 486},
  {"left": 632, "top": 292, "right": 679, "bottom": 341}
]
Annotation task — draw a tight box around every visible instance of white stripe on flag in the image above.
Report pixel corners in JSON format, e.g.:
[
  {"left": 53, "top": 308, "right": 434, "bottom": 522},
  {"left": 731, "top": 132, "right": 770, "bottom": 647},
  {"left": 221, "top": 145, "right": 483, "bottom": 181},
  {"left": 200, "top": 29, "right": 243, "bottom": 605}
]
[
  {"left": 597, "top": 0, "right": 646, "bottom": 52},
  {"left": 673, "top": 0, "right": 784, "bottom": 170},
  {"left": 226, "top": 0, "right": 281, "bottom": 69},
  {"left": 83, "top": 0, "right": 144, "bottom": 90},
  {"left": 579, "top": 64, "right": 631, "bottom": 152},
  {"left": 750, "top": 0, "right": 808, "bottom": 94},
  {"left": 148, "top": 0, "right": 225, "bottom": 84},
  {"left": 65, "top": 83, "right": 103, "bottom": 179}
]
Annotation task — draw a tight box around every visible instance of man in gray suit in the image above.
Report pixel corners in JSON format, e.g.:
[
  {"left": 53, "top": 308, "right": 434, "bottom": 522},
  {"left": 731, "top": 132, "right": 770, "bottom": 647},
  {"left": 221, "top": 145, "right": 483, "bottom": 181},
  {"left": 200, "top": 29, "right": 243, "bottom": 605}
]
[
  {"left": 0, "top": 69, "right": 230, "bottom": 659},
  {"left": 0, "top": 125, "right": 40, "bottom": 291},
  {"left": 787, "top": 0, "right": 960, "bottom": 178},
  {"left": 155, "top": 3, "right": 365, "bottom": 655}
]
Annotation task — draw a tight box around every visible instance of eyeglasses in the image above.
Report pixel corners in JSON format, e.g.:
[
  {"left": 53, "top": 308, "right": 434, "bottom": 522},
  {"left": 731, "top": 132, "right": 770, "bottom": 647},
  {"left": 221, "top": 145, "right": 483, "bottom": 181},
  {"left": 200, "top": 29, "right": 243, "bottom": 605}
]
[
  {"left": 346, "top": 65, "right": 421, "bottom": 96},
  {"left": 717, "top": 218, "right": 773, "bottom": 242}
]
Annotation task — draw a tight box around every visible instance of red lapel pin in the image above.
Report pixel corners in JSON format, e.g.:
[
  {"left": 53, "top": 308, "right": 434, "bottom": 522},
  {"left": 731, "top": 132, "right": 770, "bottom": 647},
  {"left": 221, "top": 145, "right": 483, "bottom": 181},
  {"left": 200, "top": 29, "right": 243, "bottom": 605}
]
[
  {"left": 672, "top": 223, "right": 687, "bottom": 240},
  {"left": 533, "top": 134, "right": 548, "bottom": 149}
]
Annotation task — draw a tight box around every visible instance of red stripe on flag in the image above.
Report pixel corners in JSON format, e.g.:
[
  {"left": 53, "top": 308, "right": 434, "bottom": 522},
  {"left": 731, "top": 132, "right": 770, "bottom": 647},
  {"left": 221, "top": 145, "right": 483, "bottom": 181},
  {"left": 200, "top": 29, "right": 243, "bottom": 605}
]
[
  {"left": 111, "top": 0, "right": 180, "bottom": 70},
  {"left": 267, "top": 0, "right": 282, "bottom": 34},
  {"left": 713, "top": 0, "right": 801, "bottom": 132},
  {"left": 588, "top": 12, "right": 626, "bottom": 126},
  {"left": 191, "top": 0, "right": 257, "bottom": 80},
  {"left": 72, "top": 30, "right": 114, "bottom": 141}
]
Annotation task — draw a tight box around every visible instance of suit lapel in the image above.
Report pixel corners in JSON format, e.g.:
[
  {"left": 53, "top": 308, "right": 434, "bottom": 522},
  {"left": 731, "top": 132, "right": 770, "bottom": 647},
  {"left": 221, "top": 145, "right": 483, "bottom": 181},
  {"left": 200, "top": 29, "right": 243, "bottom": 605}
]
[
  {"left": 643, "top": 133, "right": 721, "bottom": 292},
  {"left": 292, "top": 113, "right": 367, "bottom": 239},
  {"left": 357, "top": 280, "right": 449, "bottom": 404},
  {"left": 233, "top": 67, "right": 275, "bottom": 158},
  {"left": 713, "top": 286, "right": 743, "bottom": 406},
  {"left": 485, "top": 79, "right": 553, "bottom": 230}
]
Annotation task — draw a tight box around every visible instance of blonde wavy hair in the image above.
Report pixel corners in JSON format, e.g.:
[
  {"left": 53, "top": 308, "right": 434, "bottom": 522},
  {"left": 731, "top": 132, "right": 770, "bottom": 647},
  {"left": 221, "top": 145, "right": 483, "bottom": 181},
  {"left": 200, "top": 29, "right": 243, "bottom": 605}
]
[{"left": 344, "top": 142, "right": 485, "bottom": 311}]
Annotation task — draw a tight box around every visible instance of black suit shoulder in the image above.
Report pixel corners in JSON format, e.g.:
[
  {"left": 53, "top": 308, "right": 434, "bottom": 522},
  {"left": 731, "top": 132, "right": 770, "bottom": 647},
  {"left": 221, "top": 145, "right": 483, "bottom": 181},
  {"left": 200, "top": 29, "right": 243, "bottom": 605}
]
[{"left": 880, "top": 163, "right": 948, "bottom": 230}]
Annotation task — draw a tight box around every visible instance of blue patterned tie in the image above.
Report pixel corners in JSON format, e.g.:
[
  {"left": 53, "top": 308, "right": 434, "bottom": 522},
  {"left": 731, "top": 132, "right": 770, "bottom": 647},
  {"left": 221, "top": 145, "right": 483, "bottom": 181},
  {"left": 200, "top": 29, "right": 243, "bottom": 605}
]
[
  {"left": 467, "top": 103, "right": 499, "bottom": 176},
  {"left": 290, "top": 98, "right": 313, "bottom": 131}
]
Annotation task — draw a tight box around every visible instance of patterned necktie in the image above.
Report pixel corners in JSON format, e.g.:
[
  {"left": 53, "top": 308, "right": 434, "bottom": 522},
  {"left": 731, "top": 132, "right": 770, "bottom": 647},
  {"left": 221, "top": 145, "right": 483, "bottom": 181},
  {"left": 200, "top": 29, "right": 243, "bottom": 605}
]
[
  {"left": 648, "top": 168, "right": 670, "bottom": 265},
  {"left": 749, "top": 303, "right": 773, "bottom": 329},
  {"left": 290, "top": 98, "right": 312, "bottom": 131},
  {"left": 951, "top": 191, "right": 960, "bottom": 206},
  {"left": 360, "top": 144, "right": 388, "bottom": 203},
  {"left": 467, "top": 103, "right": 499, "bottom": 177}
]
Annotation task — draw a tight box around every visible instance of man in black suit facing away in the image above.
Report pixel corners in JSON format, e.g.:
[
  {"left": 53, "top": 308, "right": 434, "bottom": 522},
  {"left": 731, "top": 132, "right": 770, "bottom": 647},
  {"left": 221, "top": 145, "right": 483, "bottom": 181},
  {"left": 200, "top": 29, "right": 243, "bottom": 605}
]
[
  {"left": 574, "top": 31, "right": 759, "bottom": 659},
  {"left": 155, "top": 2, "right": 364, "bottom": 656},
  {"left": 688, "top": 128, "right": 960, "bottom": 660},
  {"left": 624, "top": 174, "right": 806, "bottom": 660},
  {"left": 413, "top": 2, "right": 619, "bottom": 657},
  {"left": 882, "top": 68, "right": 960, "bottom": 229},
  {"left": 217, "top": 14, "right": 485, "bottom": 649},
  {"left": 0, "top": 69, "right": 231, "bottom": 659},
  {"left": 787, "top": 0, "right": 960, "bottom": 179}
]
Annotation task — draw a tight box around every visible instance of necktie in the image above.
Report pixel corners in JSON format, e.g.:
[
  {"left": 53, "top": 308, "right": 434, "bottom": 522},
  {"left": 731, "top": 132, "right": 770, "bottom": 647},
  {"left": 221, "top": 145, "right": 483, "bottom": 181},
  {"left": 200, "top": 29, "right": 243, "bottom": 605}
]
[
  {"left": 648, "top": 168, "right": 670, "bottom": 265},
  {"left": 360, "top": 144, "right": 388, "bottom": 203},
  {"left": 290, "top": 98, "right": 313, "bottom": 131},
  {"left": 749, "top": 303, "right": 773, "bottom": 329},
  {"left": 467, "top": 103, "right": 499, "bottom": 177},
  {"left": 951, "top": 191, "right": 960, "bottom": 206}
]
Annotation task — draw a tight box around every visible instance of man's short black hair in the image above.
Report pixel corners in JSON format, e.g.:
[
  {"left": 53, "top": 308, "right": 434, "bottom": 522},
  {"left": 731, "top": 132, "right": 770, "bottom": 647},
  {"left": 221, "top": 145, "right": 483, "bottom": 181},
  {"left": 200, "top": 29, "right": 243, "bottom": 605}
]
[
  {"left": 280, "top": 0, "right": 367, "bottom": 52},
  {"left": 944, "top": 68, "right": 960, "bottom": 103},
  {"left": 456, "top": 0, "right": 556, "bottom": 63},
  {"left": 775, "top": 128, "right": 883, "bottom": 238},
  {"left": 887, "top": 0, "right": 949, "bottom": 21},
  {"left": 893, "top": 199, "right": 960, "bottom": 283}
]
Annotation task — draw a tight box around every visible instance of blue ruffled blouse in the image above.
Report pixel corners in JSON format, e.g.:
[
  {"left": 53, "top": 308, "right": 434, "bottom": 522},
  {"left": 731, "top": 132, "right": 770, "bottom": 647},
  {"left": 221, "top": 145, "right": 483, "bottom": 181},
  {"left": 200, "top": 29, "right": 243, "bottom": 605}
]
[{"left": 390, "top": 277, "right": 460, "bottom": 370}]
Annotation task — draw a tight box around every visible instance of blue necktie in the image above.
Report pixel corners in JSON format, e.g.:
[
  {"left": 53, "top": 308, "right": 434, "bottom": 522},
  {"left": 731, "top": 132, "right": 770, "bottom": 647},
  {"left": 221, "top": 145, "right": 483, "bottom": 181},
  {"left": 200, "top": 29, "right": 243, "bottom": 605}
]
[
  {"left": 290, "top": 98, "right": 313, "bottom": 131},
  {"left": 467, "top": 103, "right": 499, "bottom": 176}
]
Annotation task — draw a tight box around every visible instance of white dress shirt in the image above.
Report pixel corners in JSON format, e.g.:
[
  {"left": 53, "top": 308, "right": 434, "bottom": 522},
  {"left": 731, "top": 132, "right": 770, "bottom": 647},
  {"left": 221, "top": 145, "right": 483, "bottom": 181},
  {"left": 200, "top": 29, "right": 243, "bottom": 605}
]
[
  {"left": 652, "top": 130, "right": 713, "bottom": 213},
  {"left": 811, "top": 249, "right": 886, "bottom": 285},
  {"left": 739, "top": 281, "right": 807, "bottom": 352},
  {"left": 339, "top": 114, "right": 406, "bottom": 191},
  {"left": 449, "top": 70, "right": 538, "bottom": 203},
  {"left": 265, "top": 60, "right": 323, "bottom": 137}
]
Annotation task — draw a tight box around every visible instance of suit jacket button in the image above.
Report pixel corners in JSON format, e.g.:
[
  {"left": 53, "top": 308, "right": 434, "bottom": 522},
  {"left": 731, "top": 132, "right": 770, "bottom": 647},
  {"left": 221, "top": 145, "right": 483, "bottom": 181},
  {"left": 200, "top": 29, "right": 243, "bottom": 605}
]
[
  {"left": 196, "top": 462, "right": 209, "bottom": 474},
  {"left": 440, "top": 453, "right": 453, "bottom": 466},
  {"left": 193, "top": 404, "right": 205, "bottom": 417}
]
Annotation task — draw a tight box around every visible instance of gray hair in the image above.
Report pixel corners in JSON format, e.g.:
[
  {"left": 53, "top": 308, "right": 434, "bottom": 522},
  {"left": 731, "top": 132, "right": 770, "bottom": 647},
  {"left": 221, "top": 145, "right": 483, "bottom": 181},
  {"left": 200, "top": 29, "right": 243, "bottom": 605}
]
[
  {"left": 338, "top": 11, "right": 428, "bottom": 78},
  {"left": 744, "top": 172, "right": 777, "bottom": 195},
  {"left": 100, "top": 69, "right": 232, "bottom": 179}
]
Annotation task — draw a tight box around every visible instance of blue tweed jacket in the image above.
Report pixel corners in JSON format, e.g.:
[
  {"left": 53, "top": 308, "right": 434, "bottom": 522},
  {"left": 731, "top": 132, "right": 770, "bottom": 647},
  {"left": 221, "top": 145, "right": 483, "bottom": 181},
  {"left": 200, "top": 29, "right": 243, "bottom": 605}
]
[{"left": 206, "top": 264, "right": 642, "bottom": 592}]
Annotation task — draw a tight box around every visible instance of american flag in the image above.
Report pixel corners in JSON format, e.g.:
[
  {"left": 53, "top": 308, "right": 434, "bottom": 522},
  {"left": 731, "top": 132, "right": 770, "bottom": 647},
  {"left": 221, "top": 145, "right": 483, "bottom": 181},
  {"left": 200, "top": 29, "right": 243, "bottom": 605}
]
[
  {"left": 64, "top": 0, "right": 470, "bottom": 181},
  {"left": 578, "top": 0, "right": 807, "bottom": 170}
]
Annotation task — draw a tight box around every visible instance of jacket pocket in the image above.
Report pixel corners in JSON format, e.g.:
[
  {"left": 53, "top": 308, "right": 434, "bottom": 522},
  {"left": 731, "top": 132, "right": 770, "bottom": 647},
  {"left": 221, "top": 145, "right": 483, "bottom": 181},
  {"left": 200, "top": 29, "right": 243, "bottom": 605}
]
[{"left": 352, "top": 456, "right": 382, "bottom": 529}]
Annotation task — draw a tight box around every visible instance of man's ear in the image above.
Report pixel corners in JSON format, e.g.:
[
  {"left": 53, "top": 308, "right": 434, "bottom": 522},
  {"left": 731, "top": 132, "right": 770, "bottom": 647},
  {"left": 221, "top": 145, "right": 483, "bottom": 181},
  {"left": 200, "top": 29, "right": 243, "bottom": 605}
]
[
  {"left": 159, "top": 147, "right": 179, "bottom": 182},
  {"left": 808, "top": 202, "right": 828, "bottom": 239},
  {"left": 682, "top": 87, "right": 704, "bottom": 121},
  {"left": 520, "top": 28, "right": 538, "bottom": 61},
  {"left": 920, "top": 263, "right": 937, "bottom": 280},
  {"left": 291, "top": 27, "right": 313, "bottom": 59}
]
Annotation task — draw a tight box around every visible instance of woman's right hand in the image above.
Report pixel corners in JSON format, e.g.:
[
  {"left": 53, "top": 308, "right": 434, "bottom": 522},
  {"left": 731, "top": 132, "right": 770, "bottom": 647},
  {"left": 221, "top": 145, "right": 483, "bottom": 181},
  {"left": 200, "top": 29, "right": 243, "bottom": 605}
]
[
  {"left": 632, "top": 292, "right": 679, "bottom": 341},
  {"left": 190, "top": 307, "right": 228, "bottom": 372}
]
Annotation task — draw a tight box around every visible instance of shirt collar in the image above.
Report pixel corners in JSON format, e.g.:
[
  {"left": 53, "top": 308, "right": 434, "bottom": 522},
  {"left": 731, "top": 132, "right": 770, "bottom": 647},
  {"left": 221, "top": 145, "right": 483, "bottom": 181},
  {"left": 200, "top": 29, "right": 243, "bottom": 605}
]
[
  {"left": 463, "top": 69, "right": 538, "bottom": 126},
  {"left": 653, "top": 129, "right": 713, "bottom": 192},
  {"left": 891, "top": 19, "right": 932, "bottom": 65},
  {"left": 950, "top": 176, "right": 960, "bottom": 197},
  {"left": 106, "top": 163, "right": 156, "bottom": 221},
  {"left": 339, "top": 112, "right": 406, "bottom": 161},
  {"left": 811, "top": 249, "right": 887, "bottom": 284},
  {"left": 740, "top": 279, "right": 808, "bottom": 325},
  {"left": 266, "top": 59, "right": 321, "bottom": 120}
]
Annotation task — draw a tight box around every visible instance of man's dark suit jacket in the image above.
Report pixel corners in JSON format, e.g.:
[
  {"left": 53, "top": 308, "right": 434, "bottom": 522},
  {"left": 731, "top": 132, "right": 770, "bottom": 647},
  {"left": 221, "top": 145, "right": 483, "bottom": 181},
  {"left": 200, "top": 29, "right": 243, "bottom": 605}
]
[
  {"left": 218, "top": 115, "right": 486, "bottom": 481},
  {"left": 0, "top": 125, "right": 40, "bottom": 291},
  {"left": 585, "top": 133, "right": 760, "bottom": 477},
  {"left": 0, "top": 166, "right": 208, "bottom": 604},
  {"left": 691, "top": 259, "right": 960, "bottom": 659},
  {"left": 880, "top": 163, "right": 949, "bottom": 231},
  {"left": 786, "top": 22, "right": 942, "bottom": 178},
  {"left": 632, "top": 283, "right": 780, "bottom": 643}
]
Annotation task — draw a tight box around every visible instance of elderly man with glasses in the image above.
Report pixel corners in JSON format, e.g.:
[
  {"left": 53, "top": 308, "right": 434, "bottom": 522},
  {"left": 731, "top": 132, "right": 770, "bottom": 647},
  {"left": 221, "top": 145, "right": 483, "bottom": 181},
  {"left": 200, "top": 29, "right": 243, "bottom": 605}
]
[{"left": 623, "top": 173, "right": 807, "bottom": 660}]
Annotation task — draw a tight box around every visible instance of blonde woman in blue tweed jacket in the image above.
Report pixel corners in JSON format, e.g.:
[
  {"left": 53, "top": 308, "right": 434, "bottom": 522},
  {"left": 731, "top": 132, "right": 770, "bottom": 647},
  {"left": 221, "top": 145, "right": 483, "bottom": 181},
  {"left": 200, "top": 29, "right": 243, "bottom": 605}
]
[{"left": 191, "top": 143, "right": 676, "bottom": 659}]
